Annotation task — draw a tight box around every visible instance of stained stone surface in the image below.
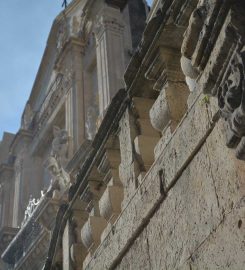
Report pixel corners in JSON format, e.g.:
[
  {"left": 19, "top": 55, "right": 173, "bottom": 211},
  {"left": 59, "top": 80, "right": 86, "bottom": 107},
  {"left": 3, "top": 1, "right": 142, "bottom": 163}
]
[{"left": 85, "top": 92, "right": 245, "bottom": 270}]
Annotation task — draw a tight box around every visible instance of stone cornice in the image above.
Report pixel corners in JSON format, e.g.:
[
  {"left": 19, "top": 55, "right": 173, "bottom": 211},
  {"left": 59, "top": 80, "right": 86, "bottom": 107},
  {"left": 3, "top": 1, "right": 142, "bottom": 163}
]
[
  {"left": 9, "top": 129, "right": 32, "bottom": 153},
  {"left": 0, "top": 163, "right": 14, "bottom": 178},
  {"left": 28, "top": 0, "right": 82, "bottom": 108},
  {"left": 124, "top": 0, "right": 195, "bottom": 97},
  {"left": 55, "top": 0, "right": 82, "bottom": 23},
  {"left": 55, "top": 37, "right": 85, "bottom": 70}
]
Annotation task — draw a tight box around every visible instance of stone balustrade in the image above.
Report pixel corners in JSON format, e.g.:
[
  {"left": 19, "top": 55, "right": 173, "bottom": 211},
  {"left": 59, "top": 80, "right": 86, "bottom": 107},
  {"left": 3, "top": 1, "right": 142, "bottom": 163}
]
[
  {"left": 23, "top": 1, "right": 245, "bottom": 269},
  {"left": 1, "top": 190, "right": 63, "bottom": 270},
  {"left": 181, "top": 0, "right": 245, "bottom": 160},
  {"left": 79, "top": 134, "right": 125, "bottom": 269}
]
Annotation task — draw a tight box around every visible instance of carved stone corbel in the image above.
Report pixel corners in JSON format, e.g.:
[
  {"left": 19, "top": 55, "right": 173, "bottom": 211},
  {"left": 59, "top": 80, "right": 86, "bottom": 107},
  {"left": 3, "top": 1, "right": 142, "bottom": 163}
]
[
  {"left": 218, "top": 46, "right": 245, "bottom": 159},
  {"left": 182, "top": 0, "right": 245, "bottom": 160}
]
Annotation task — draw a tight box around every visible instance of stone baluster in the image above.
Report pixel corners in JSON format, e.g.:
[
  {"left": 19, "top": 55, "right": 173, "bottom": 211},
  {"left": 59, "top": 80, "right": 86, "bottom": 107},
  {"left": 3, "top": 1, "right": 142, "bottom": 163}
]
[
  {"left": 145, "top": 25, "right": 190, "bottom": 159},
  {"left": 69, "top": 199, "right": 88, "bottom": 270},
  {"left": 96, "top": 135, "right": 124, "bottom": 240},
  {"left": 132, "top": 97, "right": 160, "bottom": 179},
  {"left": 80, "top": 170, "right": 107, "bottom": 268}
]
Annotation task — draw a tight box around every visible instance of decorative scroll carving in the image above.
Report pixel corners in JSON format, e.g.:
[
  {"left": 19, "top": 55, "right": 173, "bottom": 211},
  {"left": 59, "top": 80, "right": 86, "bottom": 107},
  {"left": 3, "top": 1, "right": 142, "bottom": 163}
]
[
  {"left": 218, "top": 47, "right": 245, "bottom": 159},
  {"left": 182, "top": 1, "right": 245, "bottom": 159}
]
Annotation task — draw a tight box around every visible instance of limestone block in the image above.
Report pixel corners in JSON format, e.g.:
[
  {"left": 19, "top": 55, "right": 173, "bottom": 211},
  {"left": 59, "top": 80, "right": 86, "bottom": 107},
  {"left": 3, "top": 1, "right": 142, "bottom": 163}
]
[
  {"left": 179, "top": 198, "right": 245, "bottom": 270},
  {"left": 119, "top": 161, "right": 140, "bottom": 209},
  {"left": 119, "top": 109, "right": 137, "bottom": 166},
  {"left": 118, "top": 109, "right": 140, "bottom": 207},
  {"left": 156, "top": 92, "right": 215, "bottom": 188},
  {"left": 205, "top": 120, "right": 245, "bottom": 216},
  {"left": 145, "top": 147, "right": 221, "bottom": 270},
  {"left": 116, "top": 230, "right": 151, "bottom": 270}
]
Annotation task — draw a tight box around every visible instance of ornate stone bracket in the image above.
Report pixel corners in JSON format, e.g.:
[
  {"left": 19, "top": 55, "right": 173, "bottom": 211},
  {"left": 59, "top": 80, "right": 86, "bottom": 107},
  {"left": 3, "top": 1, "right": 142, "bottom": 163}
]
[{"left": 182, "top": 1, "right": 245, "bottom": 160}]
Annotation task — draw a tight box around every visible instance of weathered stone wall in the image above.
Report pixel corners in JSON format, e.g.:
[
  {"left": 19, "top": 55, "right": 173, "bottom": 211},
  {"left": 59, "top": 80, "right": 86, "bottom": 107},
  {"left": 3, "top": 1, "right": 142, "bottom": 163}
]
[
  {"left": 85, "top": 89, "right": 245, "bottom": 270},
  {"left": 116, "top": 101, "right": 245, "bottom": 270},
  {"left": 69, "top": 1, "right": 245, "bottom": 269}
]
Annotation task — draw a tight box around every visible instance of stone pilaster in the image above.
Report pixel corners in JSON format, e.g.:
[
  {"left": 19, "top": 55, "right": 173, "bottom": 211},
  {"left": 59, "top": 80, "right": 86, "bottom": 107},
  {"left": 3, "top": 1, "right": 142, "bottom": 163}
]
[
  {"left": 94, "top": 6, "right": 125, "bottom": 117},
  {"left": 55, "top": 38, "right": 85, "bottom": 155}
]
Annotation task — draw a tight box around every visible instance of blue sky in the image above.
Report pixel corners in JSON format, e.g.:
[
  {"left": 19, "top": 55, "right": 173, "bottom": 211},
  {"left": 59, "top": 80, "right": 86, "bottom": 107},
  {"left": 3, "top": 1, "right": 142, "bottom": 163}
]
[{"left": 0, "top": 0, "right": 152, "bottom": 138}]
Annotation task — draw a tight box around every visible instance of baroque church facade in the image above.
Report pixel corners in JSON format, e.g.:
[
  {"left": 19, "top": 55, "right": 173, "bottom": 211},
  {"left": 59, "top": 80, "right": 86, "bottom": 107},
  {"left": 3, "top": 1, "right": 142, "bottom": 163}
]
[{"left": 0, "top": 0, "right": 245, "bottom": 269}]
